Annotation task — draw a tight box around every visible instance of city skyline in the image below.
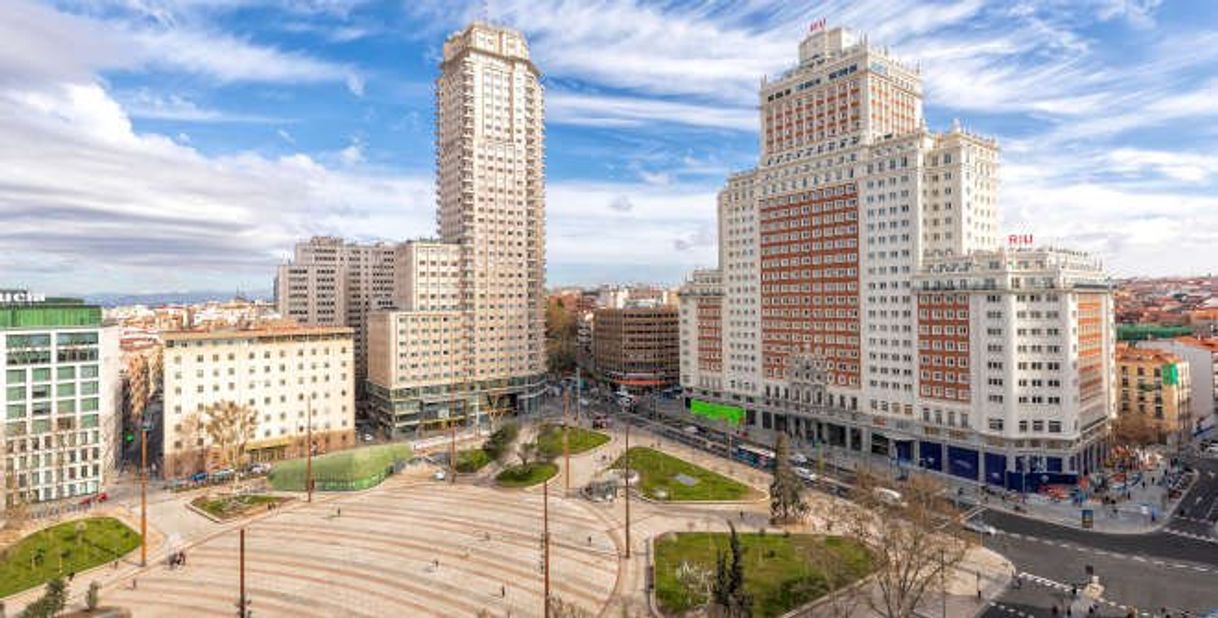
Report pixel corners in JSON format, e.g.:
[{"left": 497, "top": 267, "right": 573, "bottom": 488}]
[{"left": 5, "top": 0, "right": 1218, "bottom": 295}]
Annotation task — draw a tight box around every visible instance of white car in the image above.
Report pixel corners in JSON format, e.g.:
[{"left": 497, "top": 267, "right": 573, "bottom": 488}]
[
  {"left": 872, "top": 487, "right": 906, "bottom": 507},
  {"left": 791, "top": 453, "right": 809, "bottom": 465},
  {"left": 433, "top": 469, "right": 447, "bottom": 481},
  {"left": 793, "top": 466, "right": 817, "bottom": 482},
  {"left": 1205, "top": 443, "right": 1218, "bottom": 454},
  {"left": 963, "top": 520, "right": 998, "bottom": 536}
]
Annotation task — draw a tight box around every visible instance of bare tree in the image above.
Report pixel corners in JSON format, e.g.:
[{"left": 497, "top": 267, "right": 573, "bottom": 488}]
[
  {"left": 769, "top": 432, "right": 808, "bottom": 524},
  {"left": 836, "top": 473, "right": 969, "bottom": 618},
  {"left": 1111, "top": 411, "right": 1162, "bottom": 448},
  {"left": 147, "top": 347, "right": 164, "bottom": 400},
  {"left": 125, "top": 354, "right": 149, "bottom": 424},
  {"left": 203, "top": 401, "right": 259, "bottom": 488},
  {"left": 177, "top": 411, "right": 208, "bottom": 476},
  {"left": 547, "top": 596, "right": 592, "bottom": 618}
]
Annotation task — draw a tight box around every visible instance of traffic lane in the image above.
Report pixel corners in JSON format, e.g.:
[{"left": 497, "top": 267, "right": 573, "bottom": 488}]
[
  {"left": 985, "top": 581, "right": 1129, "bottom": 618},
  {"left": 989, "top": 533, "right": 1218, "bottom": 615},
  {"left": 984, "top": 508, "right": 1218, "bottom": 567}
]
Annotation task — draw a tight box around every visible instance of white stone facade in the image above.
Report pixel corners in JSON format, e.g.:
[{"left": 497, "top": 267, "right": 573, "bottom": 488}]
[{"left": 680, "top": 25, "right": 1116, "bottom": 487}]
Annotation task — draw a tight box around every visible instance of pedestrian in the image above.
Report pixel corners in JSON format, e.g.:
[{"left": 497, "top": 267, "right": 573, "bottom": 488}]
[
  {"left": 587, "top": 535, "right": 592, "bottom": 545},
  {"left": 69, "top": 571, "right": 75, "bottom": 582},
  {"left": 434, "top": 558, "right": 439, "bottom": 569},
  {"left": 131, "top": 577, "right": 138, "bottom": 590},
  {"left": 501, "top": 584, "right": 506, "bottom": 598},
  {"left": 1051, "top": 605, "right": 1059, "bottom": 617},
  {"left": 1071, "top": 585, "right": 1077, "bottom": 597},
  {"left": 1066, "top": 607, "right": 1072, "bottom": 617}
]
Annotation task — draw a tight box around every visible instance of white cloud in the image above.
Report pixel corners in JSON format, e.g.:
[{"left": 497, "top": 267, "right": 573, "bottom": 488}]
[
  {"left": 548, "top": 92, "right": 755, "bottom": 131},
  {"left": 0, "top": 82, "right": 431, "bottom": 293},
  {"left": 119, "top": 89, "right": 280, "bottom": 122}
]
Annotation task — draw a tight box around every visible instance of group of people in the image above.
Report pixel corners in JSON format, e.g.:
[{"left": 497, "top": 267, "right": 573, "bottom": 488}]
[{"left": 167, "top": 550, "right": 187, "bottom": 569}]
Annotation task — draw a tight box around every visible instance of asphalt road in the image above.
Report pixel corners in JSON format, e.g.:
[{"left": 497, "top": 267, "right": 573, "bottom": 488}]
[{"left": 980, "top": 456, "right": 1218, "bottom": 617}]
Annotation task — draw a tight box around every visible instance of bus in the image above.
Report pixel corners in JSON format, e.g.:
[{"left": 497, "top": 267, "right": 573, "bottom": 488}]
[{"left": 733, "top": 443, "right": 776, "bottom": 469}]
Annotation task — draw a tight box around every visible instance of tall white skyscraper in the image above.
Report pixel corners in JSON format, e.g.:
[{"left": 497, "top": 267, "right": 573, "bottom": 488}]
[
  {"left": 366, "top": 23, "right": 546, "bottom": 437},
  {"left": 680, "top": 24, "right": 1116, "bottom": 490}
]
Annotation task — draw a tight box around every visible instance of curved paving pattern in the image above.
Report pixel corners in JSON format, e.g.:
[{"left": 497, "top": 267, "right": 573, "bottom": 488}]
[{"left": 105, "top": 482, "right": 619, "bottom": 617}]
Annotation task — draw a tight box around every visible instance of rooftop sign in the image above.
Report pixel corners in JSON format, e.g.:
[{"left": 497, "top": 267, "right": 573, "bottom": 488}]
[{"left": 0, "top": 290, "right": 47, "bottom": 304}]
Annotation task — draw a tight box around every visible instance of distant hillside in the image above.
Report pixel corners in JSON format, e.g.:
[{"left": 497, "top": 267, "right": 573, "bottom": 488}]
[{"left": 85, "top": 290, "right": 273, "bottom": 307}]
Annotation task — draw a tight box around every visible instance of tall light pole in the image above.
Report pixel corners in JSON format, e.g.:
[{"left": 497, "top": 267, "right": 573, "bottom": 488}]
[
  {"left": 449, "top": 415, "right": 457, "bottom": 485},
  {"left": 140, "top": 425, "right": 147, "bottom": 566},
  {"left": 563, "top": 389, "right": 571, "bottom": 492},
  {"left": 306, "top": 398, "right": 313, "bottom": 503},
  {"left": 624, "top": 421, "right": 631, "bottom": 559},
  {"left": 543, "top": 479, "right": 551, "bottom": 618},
  {"left": 238, "top": 528, "right": 248, "bottom": 618}
]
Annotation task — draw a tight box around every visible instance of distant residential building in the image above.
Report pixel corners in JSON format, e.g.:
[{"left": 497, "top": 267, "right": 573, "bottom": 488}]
[
  {"left": 679, "top": 24, "right": 1117, "bottom": 490},
  {"left": 161, "top": 326, "right": 355, "bottom": 478},
  {"left": 275, "top": 237, "right": 398, "bottom": 388},
  {"left": 592, "top": 306, "right": 679, "bottom": 390},
  {"left": 1, "top": 293, "right": 121, "bottom": 507},
  {"left": 1116, "top": 344, "right": 1191, "bottom": 445},
  {"left": 1142, "top": 337, "right": 1218, "bottom": 437},
  {"left": 365, "top": 23, "right": 546, "bottom": 438}
]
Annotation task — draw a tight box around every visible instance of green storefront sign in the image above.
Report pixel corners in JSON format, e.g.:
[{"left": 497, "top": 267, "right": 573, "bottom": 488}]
[
  {"left": 1162, "top": 363, "right": 1179, "bottom": 386},
  {"left": 690, "top": 399, "right": 744, "bottom": 426}
]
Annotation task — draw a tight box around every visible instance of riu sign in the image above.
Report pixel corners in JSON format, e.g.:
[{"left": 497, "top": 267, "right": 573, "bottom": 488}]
[
  {"left": 0, "top": 290, "right": 47, "bottom": 304},
  {"left": 1007, "top": 234, "right": 1034, "bottom": 247},
  {"left": 809, "top": 17, "right": 827, "bottom": 32}
]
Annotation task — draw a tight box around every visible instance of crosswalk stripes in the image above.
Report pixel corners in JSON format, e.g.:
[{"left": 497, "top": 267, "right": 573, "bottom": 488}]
[{"left": 1163, "top": 527, "right": 1218, "bottom": 544}]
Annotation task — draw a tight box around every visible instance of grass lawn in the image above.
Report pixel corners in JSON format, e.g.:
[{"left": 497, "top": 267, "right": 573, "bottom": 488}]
[
  {"left": 495, "top": 462, "right": 558, "bottom": 488},
  {"left": 612, "top": 447, "right": 753, "bottom": 501},
  {"left": 268, "top": 443, "right": 412, "bottom": 491},
  {"left": 191, "top": 494, "right": 287, "bottom": 521},
  {"left": 654, "top": 532, "right": 872, "bottom": 618},
  {"left": 0, "top": 517, "right": 141, "bottom": 597},
  {"left": 537, "top": 424, "right": 610, "bottom": 456},
  {"left": 455, "top": 448, "right": 492, "bottom": 473}
]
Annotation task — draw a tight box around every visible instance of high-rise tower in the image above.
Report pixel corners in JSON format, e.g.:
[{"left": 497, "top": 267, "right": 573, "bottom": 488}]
[
  {"left": 365, "top": 23, "right": 547, "bottom": 437},
  {"left": 436, "top": 23, "right": 546, "bottom": 385}
]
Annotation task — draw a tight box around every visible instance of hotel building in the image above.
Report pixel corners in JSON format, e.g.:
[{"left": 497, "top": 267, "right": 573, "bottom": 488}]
[
  {"left": 679, "top": 25, "right": 1116, "bottom": 490},
  {"left": 366, "top": 23, "right": 546, "bottom": 437},
  {"left": 1, "top": 294, "right": 121, "bottom": 508},
  {"left": 161, "top": 326, "right": 355, "bottom": 477}
]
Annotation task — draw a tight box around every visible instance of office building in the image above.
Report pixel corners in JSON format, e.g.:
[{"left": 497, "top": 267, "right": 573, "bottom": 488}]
[
  {"left": 592, "top": 306, "right": 680, "bottom": 390},
  {"left": 366, "top": 23, "right": 546, "bottom": 437},
  {"left": 679, "top": 24, "right": 1116, "bottom": 490},
  {"left": 1, "top": 293, "right": 120, "bottom": 508},
  {"left": 161, "top": 326, "right": 355, "bottom": 478}
]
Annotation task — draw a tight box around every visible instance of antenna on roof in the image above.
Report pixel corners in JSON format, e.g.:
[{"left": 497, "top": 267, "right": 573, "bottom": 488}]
[{"left": 479, "top": 0, "right": 490, "bottom": 23}]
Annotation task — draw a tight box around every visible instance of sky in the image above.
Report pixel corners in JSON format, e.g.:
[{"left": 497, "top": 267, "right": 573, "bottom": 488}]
[{"left": 3, "top": 0, "right": 1218, "bottom": 296}]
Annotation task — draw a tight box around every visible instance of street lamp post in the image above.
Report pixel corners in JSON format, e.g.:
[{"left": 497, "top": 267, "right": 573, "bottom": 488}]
[
  {"left": 140, "top": 426, "right": 147, "bottom": 567},
  {"left": 563, "top": 389, "right": 571, "bottom": 493},
  {"left": 306, "top": 398, "right": 313, "bottom": 503},
  {"left": 543, "top": 479, "right": 550, "bottom": 618},
  {"left": 624, "top": 421, "right": 631, "bottom": 560}
]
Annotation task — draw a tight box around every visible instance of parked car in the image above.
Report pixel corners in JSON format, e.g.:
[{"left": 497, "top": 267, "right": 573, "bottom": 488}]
[
  {"left": 189, "top": 471, "right": 208, "bottom": 483},
  {"left": 433, "top": 469, "right": 447, "bottom": 481},
  {"left": 963, "top": 520, "right": 997, "bottom": 536},
  {"left": 872, "top": 487, "right": 906, "bottom": 507},
  {"left": 791, "top": 453, "right": 809, "bottom": 465},
  {"left": 1205, "top": 443, "right": 1218, "bottom": 454},
  {"left": 793, "top": 466, "right": 817, "bottom": 482},
  {"left": 211, "top": 468, "right": 235, "bottom": 481},
  {"left": 363, "top": 433, "right": 375, "bottom": 443}
]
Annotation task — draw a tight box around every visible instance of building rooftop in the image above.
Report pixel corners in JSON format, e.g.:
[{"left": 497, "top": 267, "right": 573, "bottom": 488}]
[
  {"left": 162, "top": 325, "right": 354, "bottom": 342},
  {"left": 1117, "top": 344, "right": 1182, "bottom": 365}
]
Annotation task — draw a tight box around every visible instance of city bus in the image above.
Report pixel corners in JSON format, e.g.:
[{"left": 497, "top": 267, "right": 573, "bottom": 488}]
[{"left": 732, "top": 443, "right": 776, "bottom": 469}]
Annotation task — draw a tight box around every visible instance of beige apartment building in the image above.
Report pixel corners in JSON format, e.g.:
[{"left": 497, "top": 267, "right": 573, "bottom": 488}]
[
  {"left": 1117, "top": 344, "right": 1192, "bottom": 445},
  {"left": 366, "top": 23, "right": 546, "bottom": 438},
  {"left": 161, "top": 326, "right": 355, "bottom": 477}
]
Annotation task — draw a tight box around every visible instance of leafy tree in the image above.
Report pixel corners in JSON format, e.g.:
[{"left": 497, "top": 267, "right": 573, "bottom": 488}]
[
  {"left": 18, "top": 577, "right": 66, "bottom": 618},
  {"left": 203, "top": 401, "right": 259, "bottom": 482},
  {"left": 768, "top": 433, "right": 808, "bottom": 524},
  {"left": 545, "top": 299, "right": 578, "bottom": 375},
  {"left": 482, "top": 422, "right": 519, "bottom": 463},
  {"left": 710, "top": 522, "right": 751, "bottom": 618}
]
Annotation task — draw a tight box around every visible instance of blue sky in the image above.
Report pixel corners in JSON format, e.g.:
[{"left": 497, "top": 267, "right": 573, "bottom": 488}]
[{"left": 3, "top": 0, "right": 1218, "bottom": 295}]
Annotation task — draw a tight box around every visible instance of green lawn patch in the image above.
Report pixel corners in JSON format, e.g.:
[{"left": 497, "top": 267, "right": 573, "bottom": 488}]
[
  {"left": 191, "top": 494, "right": 287, "bottom": 521},
  {"left": 0, "top": 517, "right": 142, "bottom": 597},
  {"left": 654, "top": 532, "right": 872, "bottom": 618},
  {"left": 455, "top": 448, "right": 492, "bottom": 473},
  {"left": 612, "top": 447, "right": 753, "bottom": 501},
  {"left": 537, "top": 424, "right": 610, "bottom": 456},
  {"left": 495, "top": 462, "right": 558, "bottom": 488},
  {"left": 268, "top": 443, "right": 412, "bottom": 491}
]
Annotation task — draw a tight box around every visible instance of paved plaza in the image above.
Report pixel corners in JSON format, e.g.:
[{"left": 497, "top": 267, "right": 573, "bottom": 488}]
[{"left": 99, "top": 480, "right": 619, "bottom": 617}]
